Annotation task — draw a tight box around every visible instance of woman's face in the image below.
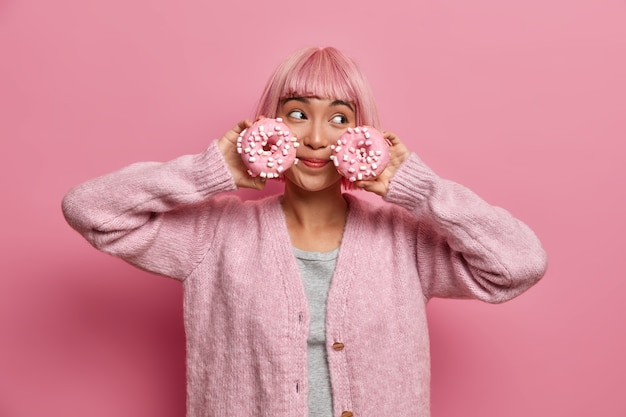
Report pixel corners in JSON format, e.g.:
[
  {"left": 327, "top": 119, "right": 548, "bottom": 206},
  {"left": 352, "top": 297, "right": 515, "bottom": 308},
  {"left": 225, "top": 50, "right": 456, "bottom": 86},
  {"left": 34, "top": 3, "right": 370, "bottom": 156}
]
[{"left": 277, "top": 97, "right": 356, "bottom": 192}]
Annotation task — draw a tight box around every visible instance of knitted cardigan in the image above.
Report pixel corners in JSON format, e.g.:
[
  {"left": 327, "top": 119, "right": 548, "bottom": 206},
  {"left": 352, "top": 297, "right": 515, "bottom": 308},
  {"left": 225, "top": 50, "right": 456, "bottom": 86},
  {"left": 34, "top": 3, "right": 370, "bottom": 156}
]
[{"left": 62, "top": 141, "right": 547, "bottom": 417}]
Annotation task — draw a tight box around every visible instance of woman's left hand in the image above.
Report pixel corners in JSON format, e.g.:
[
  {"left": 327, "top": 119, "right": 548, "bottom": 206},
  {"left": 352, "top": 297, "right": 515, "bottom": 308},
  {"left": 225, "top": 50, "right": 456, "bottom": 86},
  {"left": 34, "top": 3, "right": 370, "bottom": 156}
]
[{"left": 355, "top": 131, "right": 411, "bottom": 196}]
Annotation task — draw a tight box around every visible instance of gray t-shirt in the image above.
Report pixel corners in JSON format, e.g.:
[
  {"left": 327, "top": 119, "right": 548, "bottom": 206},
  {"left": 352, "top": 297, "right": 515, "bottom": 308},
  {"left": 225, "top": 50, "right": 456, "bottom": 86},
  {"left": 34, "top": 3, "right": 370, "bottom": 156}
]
[{"left": 293, "top": 247, "right": 338, "bottom": 417}]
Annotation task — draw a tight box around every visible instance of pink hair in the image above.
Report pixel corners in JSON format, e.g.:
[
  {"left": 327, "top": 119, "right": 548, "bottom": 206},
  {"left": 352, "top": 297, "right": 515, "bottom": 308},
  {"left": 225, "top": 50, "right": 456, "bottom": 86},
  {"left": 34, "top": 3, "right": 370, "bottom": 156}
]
[{"left": 255, "top": 47, "right": 380, "bottom": 129}]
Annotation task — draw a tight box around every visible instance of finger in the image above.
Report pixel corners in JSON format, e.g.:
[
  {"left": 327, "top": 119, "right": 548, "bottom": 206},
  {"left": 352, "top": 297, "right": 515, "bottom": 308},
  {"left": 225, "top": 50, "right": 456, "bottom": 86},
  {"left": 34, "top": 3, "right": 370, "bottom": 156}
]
[
  {"left": 223, "top": 120, "right": 254, "bottom": 146},
  {"left": 383, "top": 131, "right": 401, "bottom": 145},
  {"left": 235, "top": 119, "right": 253, "bottom": 134},
  {"left": 252, "top": 177, "right": 266, "bottom": 190},
  {"left": 355, "top": 179, "right": 386, "bottom": 196},
  {"left": 239, "top": 175, "right": 266, "bottom": 191}
]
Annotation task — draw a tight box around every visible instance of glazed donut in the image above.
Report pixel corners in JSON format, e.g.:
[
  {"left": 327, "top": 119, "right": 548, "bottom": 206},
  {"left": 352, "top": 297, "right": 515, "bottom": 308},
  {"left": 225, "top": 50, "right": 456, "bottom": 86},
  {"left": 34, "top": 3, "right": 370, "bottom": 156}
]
[
  {"left": 236, "top": 117, "right": 299, "bottom": 179},
  {"left": 330, "top": 126, "right": 390, "bottom": 182}
]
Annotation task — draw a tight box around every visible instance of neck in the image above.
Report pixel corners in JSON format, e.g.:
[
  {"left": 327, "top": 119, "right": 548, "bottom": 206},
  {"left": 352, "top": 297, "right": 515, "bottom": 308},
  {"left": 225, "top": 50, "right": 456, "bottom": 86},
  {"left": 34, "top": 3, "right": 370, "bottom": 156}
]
[
  {"left": 281, "top": 181, "right": 348, "bottom": 251},
  {"left": 281, "top": 181, "right": 348, "bottom": 230}
]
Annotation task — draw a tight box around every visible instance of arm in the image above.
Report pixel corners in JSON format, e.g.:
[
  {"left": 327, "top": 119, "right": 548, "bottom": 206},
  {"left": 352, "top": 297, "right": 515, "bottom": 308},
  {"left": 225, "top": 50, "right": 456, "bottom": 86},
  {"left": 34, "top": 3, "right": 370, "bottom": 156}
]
[
  {"left": 386, "top": 153, "right": 547, "bottom": 302},
  {"left": 360, "top": 132, "right": 547, "bottom": 302},
  {"left": 62, "top": 140, "right": 237, "bottom": 280},
  {"left": 62, "top": 120, "right": 272, "bottom": 279}
]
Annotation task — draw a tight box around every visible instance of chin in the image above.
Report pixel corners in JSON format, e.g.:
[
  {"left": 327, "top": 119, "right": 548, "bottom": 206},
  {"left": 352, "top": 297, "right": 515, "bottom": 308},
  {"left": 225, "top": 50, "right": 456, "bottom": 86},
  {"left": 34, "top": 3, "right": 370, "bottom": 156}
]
[{"left": 286, "top": 174, "right": 343, "bottom": 193}]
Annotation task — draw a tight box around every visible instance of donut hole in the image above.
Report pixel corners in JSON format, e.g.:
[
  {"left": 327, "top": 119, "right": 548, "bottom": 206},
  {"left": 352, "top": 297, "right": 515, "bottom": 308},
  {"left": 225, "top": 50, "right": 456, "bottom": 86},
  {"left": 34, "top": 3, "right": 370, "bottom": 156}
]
[{"left": 262, "top": 142, "right": 273, "bottom": 152}]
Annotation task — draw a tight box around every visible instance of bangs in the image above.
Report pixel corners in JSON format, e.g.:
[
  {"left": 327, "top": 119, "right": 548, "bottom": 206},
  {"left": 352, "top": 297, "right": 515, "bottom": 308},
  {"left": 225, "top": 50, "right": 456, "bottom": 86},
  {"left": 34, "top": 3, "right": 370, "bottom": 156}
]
[
  {"left": 255, "top": 46, "right": 379, "bottom": 129},
  {"left": 278, "top": 49, "right": 358, "bottom": 105}
]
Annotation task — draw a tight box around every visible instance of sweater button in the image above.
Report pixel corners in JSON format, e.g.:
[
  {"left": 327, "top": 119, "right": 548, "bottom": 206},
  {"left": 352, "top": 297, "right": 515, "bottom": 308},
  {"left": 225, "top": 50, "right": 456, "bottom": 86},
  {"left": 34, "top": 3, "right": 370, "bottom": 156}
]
[
  {"left": 341, "top": 412, "right": 353, "bottom": 417},
  {"left": 332, "top": 342, "right": 345, "bottom": 351}
]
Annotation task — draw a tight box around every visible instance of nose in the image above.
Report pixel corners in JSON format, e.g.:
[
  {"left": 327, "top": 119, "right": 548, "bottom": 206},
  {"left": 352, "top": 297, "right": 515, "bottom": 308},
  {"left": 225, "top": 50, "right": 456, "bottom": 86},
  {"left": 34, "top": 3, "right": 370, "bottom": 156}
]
[{"left": 301, "top": 122, "right": 331, "bottom": 150}]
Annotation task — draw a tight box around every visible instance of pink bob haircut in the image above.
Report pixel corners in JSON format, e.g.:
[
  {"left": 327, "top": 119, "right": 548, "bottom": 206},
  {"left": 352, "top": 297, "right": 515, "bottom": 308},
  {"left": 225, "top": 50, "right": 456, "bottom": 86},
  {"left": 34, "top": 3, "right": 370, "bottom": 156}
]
[{"left": 254, "top": 46, "right": 381, "bottom": 130}]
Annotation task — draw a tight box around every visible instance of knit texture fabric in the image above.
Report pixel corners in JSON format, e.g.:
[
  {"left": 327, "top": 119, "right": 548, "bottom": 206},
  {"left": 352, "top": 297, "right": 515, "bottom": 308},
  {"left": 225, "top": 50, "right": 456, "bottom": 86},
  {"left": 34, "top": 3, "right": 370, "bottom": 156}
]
[{"left": 62, "top": 141, "right": 548, "bottom": 417}]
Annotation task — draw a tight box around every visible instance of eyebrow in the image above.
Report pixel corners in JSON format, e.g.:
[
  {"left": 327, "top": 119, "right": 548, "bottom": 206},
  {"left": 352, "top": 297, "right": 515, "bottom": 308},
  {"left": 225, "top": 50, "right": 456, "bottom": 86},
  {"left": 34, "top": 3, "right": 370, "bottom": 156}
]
[{"left": 282, "top": 96, "right": 355, "bottom": 113}]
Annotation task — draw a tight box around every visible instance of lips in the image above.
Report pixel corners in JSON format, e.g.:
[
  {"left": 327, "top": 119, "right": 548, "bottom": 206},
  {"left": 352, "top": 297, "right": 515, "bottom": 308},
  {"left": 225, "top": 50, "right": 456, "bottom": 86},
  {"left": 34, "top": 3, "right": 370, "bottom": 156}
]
[{"left": 298, "top": 157, "right": 330, "bottom": 169}]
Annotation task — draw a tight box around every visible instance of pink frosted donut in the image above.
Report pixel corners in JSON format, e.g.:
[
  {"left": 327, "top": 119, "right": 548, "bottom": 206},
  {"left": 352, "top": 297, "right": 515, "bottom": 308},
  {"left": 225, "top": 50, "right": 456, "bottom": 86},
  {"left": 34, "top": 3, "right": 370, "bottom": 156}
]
[
  {"left": 330, "top": 126, "right": 390, "bottom": 182},
  {"left": 236, "top": 117, "right": 299, "bottom": 179}
]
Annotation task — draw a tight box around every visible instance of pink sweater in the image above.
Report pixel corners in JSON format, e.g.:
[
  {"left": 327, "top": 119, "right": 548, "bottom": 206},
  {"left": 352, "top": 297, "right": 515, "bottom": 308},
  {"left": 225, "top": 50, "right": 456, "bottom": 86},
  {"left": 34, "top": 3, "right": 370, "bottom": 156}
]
[{"left": 62, "top": 142, "right": 547, "bottom": 417}]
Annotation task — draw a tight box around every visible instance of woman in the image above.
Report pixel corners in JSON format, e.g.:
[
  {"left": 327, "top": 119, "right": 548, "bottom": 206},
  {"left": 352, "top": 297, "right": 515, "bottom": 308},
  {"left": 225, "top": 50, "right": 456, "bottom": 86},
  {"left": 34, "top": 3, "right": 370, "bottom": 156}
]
[{"left": 62, "top": 46, "right": 547, "bottom": 417}]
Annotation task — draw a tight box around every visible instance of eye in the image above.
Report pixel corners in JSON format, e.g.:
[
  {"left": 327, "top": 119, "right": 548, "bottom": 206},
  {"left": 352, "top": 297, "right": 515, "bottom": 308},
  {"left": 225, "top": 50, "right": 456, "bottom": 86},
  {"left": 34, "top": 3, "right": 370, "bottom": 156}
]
[
  {"left": 288, "top": 110, "right": 306, "bottom": 120},
  {"left": 330, "top": 114, "right": 349, "bottom": 124}
]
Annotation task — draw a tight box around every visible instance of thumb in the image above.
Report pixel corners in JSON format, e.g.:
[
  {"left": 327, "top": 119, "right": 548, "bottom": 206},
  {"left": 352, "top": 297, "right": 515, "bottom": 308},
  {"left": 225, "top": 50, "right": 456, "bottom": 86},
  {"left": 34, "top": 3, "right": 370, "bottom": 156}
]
[
  {"left": 354, "top": 179, "right": 387, "bottom": 196},
  {"left": 238, "top": 174, "right": 266, "bottom": 190}
]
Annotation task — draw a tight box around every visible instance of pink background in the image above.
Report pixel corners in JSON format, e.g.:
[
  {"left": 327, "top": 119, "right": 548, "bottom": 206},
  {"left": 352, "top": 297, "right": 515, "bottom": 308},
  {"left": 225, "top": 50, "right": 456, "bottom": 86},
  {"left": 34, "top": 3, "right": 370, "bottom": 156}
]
[{"left": 1, "top": 0, "right": 625, "bottom": 416}]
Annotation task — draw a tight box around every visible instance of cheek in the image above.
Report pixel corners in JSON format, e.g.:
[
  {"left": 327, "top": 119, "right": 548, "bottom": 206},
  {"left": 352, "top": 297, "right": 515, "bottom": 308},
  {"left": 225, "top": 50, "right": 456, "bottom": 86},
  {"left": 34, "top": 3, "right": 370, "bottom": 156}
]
[
  {"left": 285, "top": 124, "right": 303, "bottom": 140},
  {"left": 332, "top": 128, "right": 347, "bottom": 142}
]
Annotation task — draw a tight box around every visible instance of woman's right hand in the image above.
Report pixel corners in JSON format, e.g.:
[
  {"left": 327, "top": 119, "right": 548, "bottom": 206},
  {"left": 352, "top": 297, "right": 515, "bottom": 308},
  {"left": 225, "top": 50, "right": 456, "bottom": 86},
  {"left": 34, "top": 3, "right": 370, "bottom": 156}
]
[{"left": 217, "top": 120, "right": 266, "bottom": 190}]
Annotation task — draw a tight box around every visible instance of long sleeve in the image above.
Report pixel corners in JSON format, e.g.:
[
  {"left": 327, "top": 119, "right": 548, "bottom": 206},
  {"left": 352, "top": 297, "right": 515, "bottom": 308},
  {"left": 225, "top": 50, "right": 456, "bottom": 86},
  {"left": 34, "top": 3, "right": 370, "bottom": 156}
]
[
  {"left": 383, "top": 153, "right": 548, "bottom": 303},
  {"left": 61, "top": 141, "right": 238, "bottom": 280}
]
